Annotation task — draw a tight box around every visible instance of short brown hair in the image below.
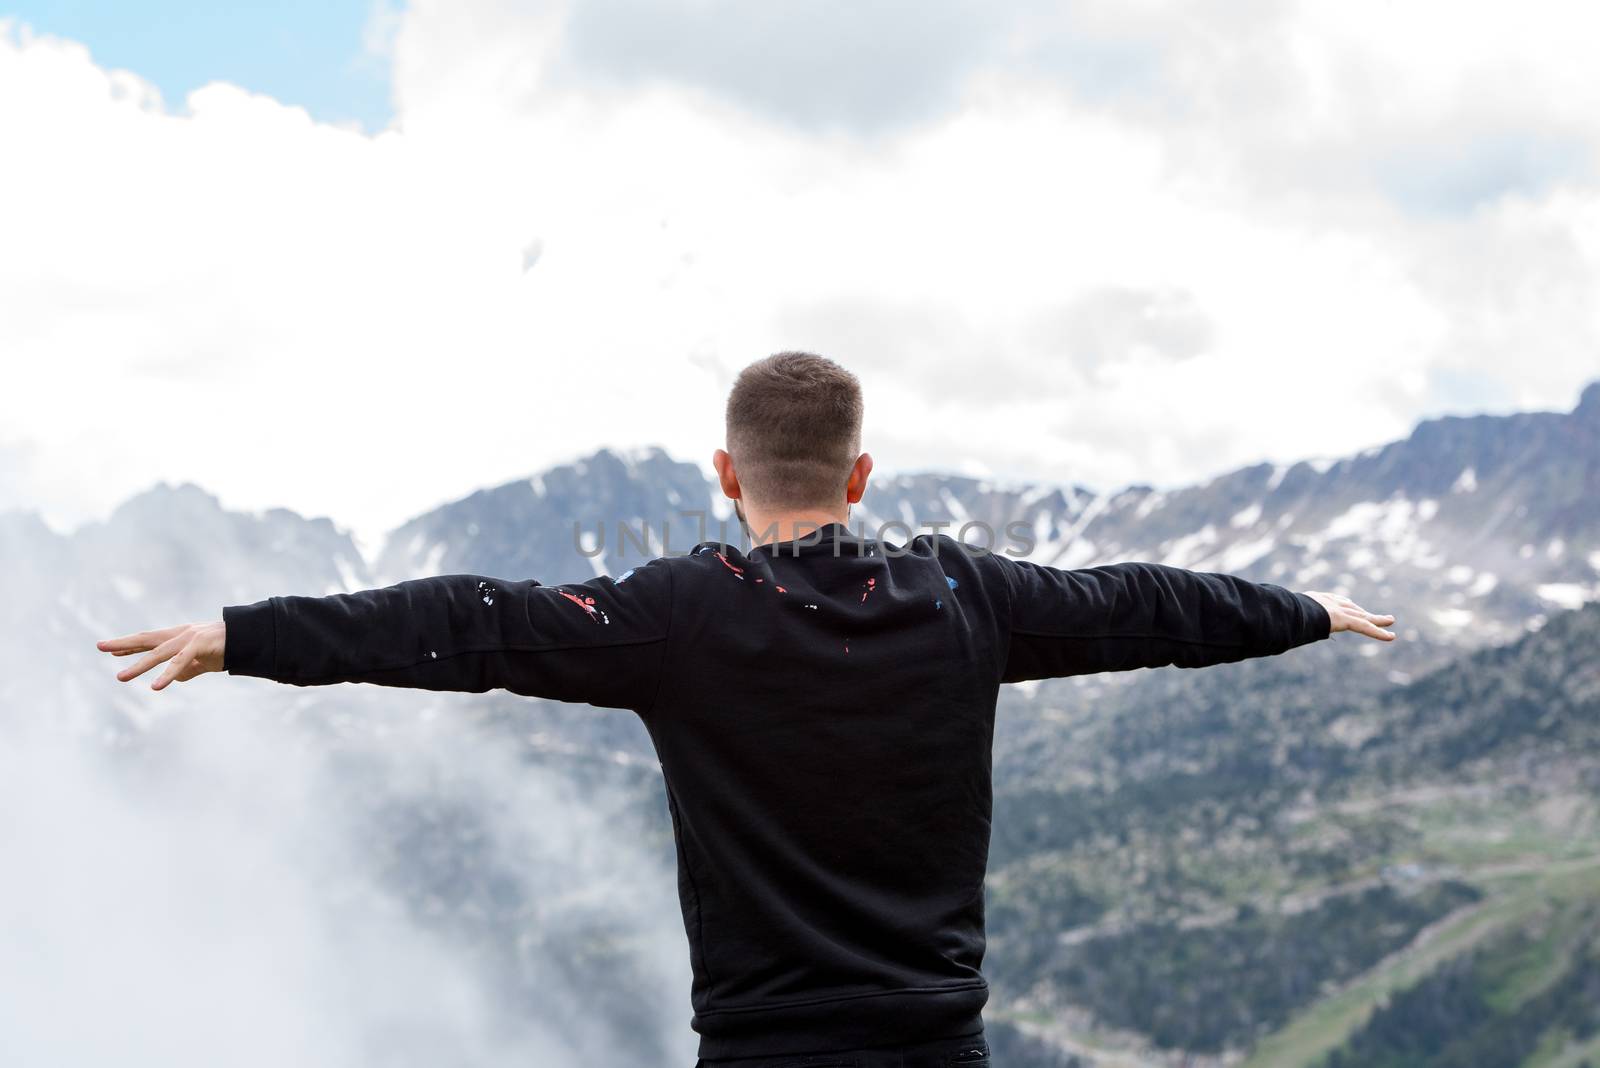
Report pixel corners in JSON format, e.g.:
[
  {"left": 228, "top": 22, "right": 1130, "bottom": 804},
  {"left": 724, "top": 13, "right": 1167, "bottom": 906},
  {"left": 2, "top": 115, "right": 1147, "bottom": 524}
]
[{"left": 725, "top": 351, "right": 863, "bottom": 511}]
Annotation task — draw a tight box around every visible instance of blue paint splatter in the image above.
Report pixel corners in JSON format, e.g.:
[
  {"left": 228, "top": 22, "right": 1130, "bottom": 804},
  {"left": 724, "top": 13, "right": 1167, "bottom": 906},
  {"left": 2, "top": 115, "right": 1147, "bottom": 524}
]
[
  {"left": 935, "top": 599, "right": 942, "bottom": 610},
  {"left": 946, "top": 576, "right": 959, "bottom": 590},
  {"left": 617, "top": 568, "right": 636, "bottom": 584}
]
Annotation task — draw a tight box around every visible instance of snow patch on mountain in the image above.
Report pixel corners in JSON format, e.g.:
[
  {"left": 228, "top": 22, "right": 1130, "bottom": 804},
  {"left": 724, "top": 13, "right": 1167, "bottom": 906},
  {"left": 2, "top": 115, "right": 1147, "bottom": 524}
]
[
  {"left": 1162, "top": 524, "right": 1219, "bottom": 569},
  {"left": 1230, "top": 503, "right": 1263, "bottom": 528},
  {"left": 1134, "top": 492, "right": 1167, "bottom": 519},
  {"left": 1218, "top": 534, "right": 1277, "bottom": 572},
  {"left": 334, "top": 555, "right": 362, "bottom": 593},
  {"left": 1300, "top": 498, "right": 1445, "bottom": 569},
  {"left": 1430, "top": 607, "right": 1475, "bottom": 628},
  {"left": 1537, "top": 583, "right": 1592, "bottom": 610}
]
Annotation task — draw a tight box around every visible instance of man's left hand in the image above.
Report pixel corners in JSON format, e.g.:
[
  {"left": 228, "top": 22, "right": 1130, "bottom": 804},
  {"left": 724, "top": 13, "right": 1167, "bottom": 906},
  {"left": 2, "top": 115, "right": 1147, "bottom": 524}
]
[{"left": 96, "top": 620, "right": 226, "bottom": 690}]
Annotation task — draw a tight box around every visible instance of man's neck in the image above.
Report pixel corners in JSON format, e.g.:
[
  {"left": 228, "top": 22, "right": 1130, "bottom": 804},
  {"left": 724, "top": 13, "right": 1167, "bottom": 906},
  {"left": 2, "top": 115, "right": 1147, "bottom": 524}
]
[{"left": 742, "top": 508, "right": 850, "bottom": 547}]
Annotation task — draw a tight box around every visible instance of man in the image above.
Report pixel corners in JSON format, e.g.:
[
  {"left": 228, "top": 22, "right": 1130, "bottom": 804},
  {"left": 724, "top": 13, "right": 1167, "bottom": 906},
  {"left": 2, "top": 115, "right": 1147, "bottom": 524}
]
[{"left": 97, "top": 351, "right": 1396, "bottom": 1068}]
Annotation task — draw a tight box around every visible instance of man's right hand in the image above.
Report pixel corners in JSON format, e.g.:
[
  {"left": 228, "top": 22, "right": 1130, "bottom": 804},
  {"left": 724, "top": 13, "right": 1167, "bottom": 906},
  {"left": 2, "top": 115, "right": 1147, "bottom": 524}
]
[{"left": 1302, "top": 591, "right": 1396, "bottom": 640}]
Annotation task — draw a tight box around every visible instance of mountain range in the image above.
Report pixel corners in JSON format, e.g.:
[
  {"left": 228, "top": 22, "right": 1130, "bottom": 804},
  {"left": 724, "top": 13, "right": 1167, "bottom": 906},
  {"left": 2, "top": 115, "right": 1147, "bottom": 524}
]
[{"left": 5, "top": 380, "right": 1598, "bottom": 1066}]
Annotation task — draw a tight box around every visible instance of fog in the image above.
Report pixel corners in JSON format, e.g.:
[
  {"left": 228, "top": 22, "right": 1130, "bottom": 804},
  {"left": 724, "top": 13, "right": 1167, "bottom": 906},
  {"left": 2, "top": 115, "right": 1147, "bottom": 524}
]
[{"left": 0, "top": 674, "right": 695, "bottom": 1067}]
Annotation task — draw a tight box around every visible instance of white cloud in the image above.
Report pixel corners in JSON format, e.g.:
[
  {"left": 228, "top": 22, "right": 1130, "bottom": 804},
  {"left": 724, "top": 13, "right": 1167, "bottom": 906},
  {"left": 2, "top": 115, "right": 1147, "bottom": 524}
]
[
  {"left": 2, "top": 3, "right": 1599, "bottom": 545},
  {"left": 0, "top": 701, "right": 691, "bottom": 1067}
]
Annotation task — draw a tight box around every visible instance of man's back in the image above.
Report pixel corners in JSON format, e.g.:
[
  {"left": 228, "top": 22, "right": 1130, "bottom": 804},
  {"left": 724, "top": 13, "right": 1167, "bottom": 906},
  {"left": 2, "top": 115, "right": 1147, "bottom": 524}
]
[
  {"left": 642, "top": 527, "right": 1003, "bottom": 1057},
  {"left": 218, "top": 521, "right": 1333, "bottom": 1060}
]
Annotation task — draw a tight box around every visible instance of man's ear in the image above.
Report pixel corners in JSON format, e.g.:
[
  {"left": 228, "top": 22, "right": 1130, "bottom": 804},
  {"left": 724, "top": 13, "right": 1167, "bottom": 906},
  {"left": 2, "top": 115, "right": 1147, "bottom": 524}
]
[
  {"left": 845, "top": 452, "right": 873, "bottom": 504},
  {"left": 712, "top": 449, "right": 742, "bottom": 501}
]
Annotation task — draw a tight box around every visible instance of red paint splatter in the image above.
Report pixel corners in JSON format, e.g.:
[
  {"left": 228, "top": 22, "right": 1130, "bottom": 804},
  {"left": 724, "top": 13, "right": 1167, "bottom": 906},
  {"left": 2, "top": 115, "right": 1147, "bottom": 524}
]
[
  {"left": 843, "top": 640, "right": 849, "bottom": 655},
  {"left": 860, "top": 576, "right": 876, "bottom": 604},
  {"left": 775, "top": 585, "right": 787, "bottom": 593},
  {"left": 556, "top": 589, "right": 609, "bottom": 624},
  {"left": 712, "top": 551, "right": 745, "bottom": 579},
  {"left": 754, "top": 578, "right": 764, "bottom": 583}
]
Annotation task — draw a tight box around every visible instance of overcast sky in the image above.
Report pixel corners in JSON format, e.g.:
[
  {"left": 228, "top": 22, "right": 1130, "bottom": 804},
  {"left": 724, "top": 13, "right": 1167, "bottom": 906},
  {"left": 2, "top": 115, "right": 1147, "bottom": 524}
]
[{"left": 2, "top": 1, "right": 1598, "bottom": 555}]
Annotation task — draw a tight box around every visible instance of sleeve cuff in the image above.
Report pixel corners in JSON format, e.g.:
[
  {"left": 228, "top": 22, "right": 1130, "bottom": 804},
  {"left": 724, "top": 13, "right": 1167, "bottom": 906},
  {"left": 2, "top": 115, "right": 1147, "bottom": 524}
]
[
  {"left": 222, "top": 598, "right": 279, "bottom": 678},
  {"left": 1292, "top": 591, "right": 1332, "bottom": 645}
]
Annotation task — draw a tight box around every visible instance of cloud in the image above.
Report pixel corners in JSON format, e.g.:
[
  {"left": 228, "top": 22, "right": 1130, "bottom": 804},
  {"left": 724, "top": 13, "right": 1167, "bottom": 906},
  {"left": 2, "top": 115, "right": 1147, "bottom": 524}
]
[
  {"left": 0, "top": 436, "right": 41, "bottom": 512},
  {"left": 1375, "top": 129, "right": 1592, "bottom": 217},
  {"left": 555, "top": 0, "right": 995, "bottom": 135},
  {"left": 1028, "top": 286, "right": 1213, "bottom": 371},
  {"left": 3, "top": 3, "right": 1600, "bottom": 543},
  {"left": 0, "top": 698, "right": 692, "bottom": 1067}
]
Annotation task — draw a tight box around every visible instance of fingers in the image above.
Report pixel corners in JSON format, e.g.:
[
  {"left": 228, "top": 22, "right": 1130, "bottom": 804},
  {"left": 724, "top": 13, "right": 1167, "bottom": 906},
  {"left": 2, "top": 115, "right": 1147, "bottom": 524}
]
[
  {"left": 100, "top": 621, "right": 224, "bottom": 691},
  {"left": 1345, "top": 613, "right": 1396, "bottom": 640},
  {"left": 97, "top": 625, "right": 184, "bottom": 656},
  {"left": 151, "top": 641, "right": 199, "bottom": 691},
  {"left": 1317, "top": 594, "right": 1397, "bottom": 631},
  {"left": 1304, "top": 591, "right": 1398, "bottom": 640},
  {"left": 97, "top": 632, "right": 156, "bottom": 655},
  {"left": 1347, "top": 603, "right": 1396, "bottom": 631},
  {"left": 1342, "top": 601, "right": 1394, "bottom": 621},
  {"left": 114, "top": 633, "right": 188, "bottom": 683}
]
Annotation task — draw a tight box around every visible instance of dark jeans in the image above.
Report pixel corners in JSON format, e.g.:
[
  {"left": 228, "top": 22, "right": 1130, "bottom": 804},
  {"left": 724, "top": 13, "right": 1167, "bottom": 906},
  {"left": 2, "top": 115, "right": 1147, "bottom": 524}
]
[{"left": 693, "top": 1028, "right": 991, "bottom": 1068}]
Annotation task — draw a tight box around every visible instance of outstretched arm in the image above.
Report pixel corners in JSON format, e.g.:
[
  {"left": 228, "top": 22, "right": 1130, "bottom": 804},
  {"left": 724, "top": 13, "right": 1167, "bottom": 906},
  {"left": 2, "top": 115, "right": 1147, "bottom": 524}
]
[
  {"left": 95, "top": 560, "right": 675, "bottom": 712},
  {"left": 990, "top": 555, "right": 1393, "bottom": 682}
]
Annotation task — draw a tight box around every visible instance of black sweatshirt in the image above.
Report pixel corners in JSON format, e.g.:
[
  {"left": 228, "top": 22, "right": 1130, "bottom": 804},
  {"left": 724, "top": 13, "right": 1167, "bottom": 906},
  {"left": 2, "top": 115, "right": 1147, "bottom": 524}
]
[{"left": 222, "top": 523, "right": 1332, "bottom": 1059}]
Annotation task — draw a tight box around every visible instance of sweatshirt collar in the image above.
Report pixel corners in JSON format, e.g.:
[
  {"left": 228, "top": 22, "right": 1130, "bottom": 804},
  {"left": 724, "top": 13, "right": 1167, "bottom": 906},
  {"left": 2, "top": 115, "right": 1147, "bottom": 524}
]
[{"left": 750, "top": 522, "right": 877, "bottom": 557}]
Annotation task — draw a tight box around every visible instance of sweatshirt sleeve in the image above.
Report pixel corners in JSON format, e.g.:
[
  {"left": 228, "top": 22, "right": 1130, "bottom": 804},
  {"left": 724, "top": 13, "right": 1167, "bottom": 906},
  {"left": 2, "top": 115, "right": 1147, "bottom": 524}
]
[
  {"left": 220, "top": 557, "right": 674, "bottom": 712},
  {"left": 990, "top": 555, "right": 1331, "bottom": 682}
]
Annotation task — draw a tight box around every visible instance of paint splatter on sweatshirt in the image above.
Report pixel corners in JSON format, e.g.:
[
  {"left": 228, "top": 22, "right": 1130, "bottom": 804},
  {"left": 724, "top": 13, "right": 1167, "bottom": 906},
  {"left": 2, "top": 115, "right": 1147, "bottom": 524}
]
[{"left": 221, "top": 522, "right": 1332, "bottom": 1060}]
